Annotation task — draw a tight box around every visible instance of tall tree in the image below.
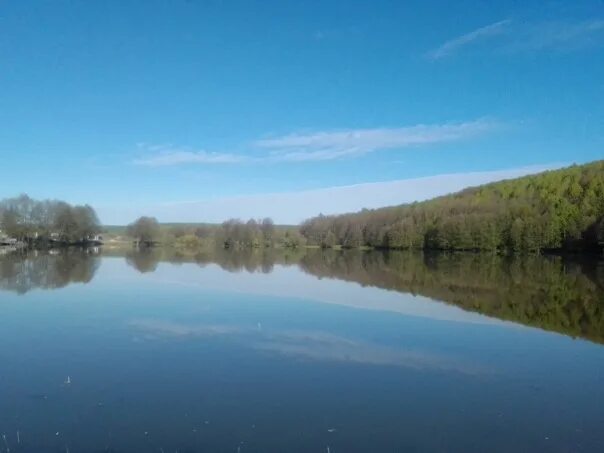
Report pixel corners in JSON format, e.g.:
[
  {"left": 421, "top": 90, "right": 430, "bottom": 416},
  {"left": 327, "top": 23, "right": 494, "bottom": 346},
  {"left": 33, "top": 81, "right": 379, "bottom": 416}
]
[
  {"left": 260, "top": 217, "right": 275, "bottom": 245},
  {"left": 127, "top": 216, "right": 160, "bottom": 245}
]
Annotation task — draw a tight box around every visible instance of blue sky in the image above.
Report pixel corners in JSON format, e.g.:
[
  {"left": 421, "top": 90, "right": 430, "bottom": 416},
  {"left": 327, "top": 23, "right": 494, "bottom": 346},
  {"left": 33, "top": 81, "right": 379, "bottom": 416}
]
[{"left": 1, "top": 0, "right": 603, "bottom": 224}]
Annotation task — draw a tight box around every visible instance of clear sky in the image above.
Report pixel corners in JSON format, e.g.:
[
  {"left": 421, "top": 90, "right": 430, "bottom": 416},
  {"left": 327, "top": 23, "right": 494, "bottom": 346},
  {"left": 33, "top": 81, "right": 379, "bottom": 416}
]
[{"left": 1, "top": 0, "right": 603, "bottom": 224}]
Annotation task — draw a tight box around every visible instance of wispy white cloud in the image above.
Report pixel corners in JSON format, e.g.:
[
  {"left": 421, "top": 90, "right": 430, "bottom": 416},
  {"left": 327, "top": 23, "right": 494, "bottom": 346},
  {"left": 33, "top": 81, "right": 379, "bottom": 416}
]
[
  {"left": 257, "top": 119, "right": 496, "bottom": 162},
  {"left": 133, "top": 119, "right": 497, "bottom": 166},
  {"left": 428, "top": 19, "right": 604, "bottom": 59},
  {"left": 512, "top": 19, "right": 604, "bottom": 52},
  {"left": 133, "top": 145, "right": 248, "bottom": 166},
  {"left": 427, "top": 19, "right": 512, "bottom": 60}
]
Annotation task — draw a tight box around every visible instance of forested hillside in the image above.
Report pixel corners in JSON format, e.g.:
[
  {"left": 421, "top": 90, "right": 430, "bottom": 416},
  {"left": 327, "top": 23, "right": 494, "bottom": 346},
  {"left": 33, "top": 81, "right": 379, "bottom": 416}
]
[{"left": 300, "top": 161, "right": 604, "bottom": 252}]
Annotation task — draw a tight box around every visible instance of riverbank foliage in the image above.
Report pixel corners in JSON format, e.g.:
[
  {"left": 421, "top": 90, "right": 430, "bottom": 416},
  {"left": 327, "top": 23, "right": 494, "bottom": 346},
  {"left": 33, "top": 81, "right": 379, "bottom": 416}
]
[
  {"left": 300, "top": 161, "right": 604, "bottom": 252},
  {"left": 0, "top": 194, "right": 101, "bottom": 244},
  {"left": 122, "top": 216, "right": 306, "bottom": 249}
]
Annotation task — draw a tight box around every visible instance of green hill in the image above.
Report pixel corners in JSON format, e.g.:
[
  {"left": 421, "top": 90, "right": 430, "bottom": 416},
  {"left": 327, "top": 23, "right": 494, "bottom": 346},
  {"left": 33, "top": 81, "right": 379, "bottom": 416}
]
[{"left": 300, "top": 160, "right": 604, "bottom": 252}]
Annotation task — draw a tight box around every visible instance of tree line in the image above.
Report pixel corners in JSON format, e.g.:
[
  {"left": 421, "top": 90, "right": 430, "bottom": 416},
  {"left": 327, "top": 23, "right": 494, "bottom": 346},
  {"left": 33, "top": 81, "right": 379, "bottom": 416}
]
[
  {"left": 300, "top": 161, "right": 604, "bottom": 252},
  {"left": 126, "top": 216, "right": 306, "bottom": 249},
  {"left": 9, "top": 160, "right": 602, "bottom": 254},
  {"left": 0, "top": 194, "right": 101, "bottom": 244}
]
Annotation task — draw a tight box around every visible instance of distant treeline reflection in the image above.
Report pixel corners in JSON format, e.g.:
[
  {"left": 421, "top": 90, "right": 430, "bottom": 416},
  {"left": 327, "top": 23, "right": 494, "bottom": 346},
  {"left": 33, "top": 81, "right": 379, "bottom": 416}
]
[
  {"left": 299, "top": 250, "right": 604, "bottom": 344},
  {"left": 2, "top": 247, "right": 602, "bottom": 344},
  {"left": 0, "top": 248, "right": 100, "bottom": 294},
  {"left": 123, "top": 247, "right": 604, "bottom": 344}
]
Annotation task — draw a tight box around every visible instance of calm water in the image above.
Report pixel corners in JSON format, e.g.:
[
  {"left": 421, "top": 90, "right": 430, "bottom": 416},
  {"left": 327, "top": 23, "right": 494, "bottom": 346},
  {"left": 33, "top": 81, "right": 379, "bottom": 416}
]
[{"left": 1, "top": 248, "right": 603, "bottom": 452}]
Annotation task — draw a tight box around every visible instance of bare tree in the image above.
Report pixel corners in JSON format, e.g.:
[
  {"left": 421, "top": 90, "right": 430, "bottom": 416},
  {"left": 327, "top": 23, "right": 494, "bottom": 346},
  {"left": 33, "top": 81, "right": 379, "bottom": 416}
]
[
  {"left": 260, "top": 217, "right": 275, "bottom": 245},
  {"left": 127, "top": 216, "right": 160, "bottom": 246}
]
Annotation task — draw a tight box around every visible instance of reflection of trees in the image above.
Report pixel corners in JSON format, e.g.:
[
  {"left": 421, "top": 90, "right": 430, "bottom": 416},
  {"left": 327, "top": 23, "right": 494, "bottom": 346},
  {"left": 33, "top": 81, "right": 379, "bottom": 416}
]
[
  {"left": 7, "top": 244, "right": 602, "bottom": 345},
  {"left": 121, "top": 246, "right": 604, "bottom": 344},
  {"left": 200, "top": 248, "right": 279, "bottom": 274},
  {"left": 4, "top": 245, "right": 601, "bottom": 343},
  {"left": 125, "top": 247, "right": 162, "bottom": 273},
  {"left": 298, "top": 250, "right": 604, "bottom": 344},
  {"left": 0, "top": 249, "right": 100, "bottom": 294},
  {"left": 124, "top": 246, "right": 305, "bottom": 274},
  {"left": 135, "top": 247, "right": 604, "bottom": 343}
]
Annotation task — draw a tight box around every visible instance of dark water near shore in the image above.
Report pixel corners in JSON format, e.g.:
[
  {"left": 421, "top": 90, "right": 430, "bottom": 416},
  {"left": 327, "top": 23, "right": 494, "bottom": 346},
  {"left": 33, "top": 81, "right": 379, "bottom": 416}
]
[{"left": 0, "top": 247, "right": 603, "bottom": 452}]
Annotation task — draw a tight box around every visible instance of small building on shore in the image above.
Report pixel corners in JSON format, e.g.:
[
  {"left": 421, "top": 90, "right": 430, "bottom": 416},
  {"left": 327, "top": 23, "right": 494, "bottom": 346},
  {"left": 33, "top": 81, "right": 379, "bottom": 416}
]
[
  {"left": 0, "top": 229, "right": 18, "bottom": 246},
  {"left": 88, "top": 234, "right": 103, "bottom": 244}
]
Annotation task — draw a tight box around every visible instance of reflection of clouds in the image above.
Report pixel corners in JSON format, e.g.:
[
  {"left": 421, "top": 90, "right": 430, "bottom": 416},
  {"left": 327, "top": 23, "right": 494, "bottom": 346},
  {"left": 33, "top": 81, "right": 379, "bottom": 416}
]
[
  {"left": 117, "top": 263, "right": 504, "bottom": 326},
  {"left": 256, "top": 330, "right": 487, "bottom": 375},
  {"left": 130, "top": 319, "right": 489, "bottom": 375},
  {"left": 129, "top": 319, "right": 243, "bottom": 338}
]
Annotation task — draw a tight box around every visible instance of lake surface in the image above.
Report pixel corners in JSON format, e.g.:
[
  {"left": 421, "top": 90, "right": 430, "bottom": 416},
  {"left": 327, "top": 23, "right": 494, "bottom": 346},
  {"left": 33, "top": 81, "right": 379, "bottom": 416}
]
[{"left": 1, "top": 248, "right": 603, "bottom": 452}]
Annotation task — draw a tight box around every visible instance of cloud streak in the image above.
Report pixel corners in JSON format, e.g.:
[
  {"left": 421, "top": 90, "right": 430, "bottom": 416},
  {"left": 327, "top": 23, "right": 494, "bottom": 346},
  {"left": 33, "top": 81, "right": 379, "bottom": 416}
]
[
  {"left": 428, "top": 19, "right": 512, "bottom": 60},
  {"left": 255, "top": 120, "right": 494, "bottom": 161},
  {"left": 428, "top": 19, "right": 604, "bottom": 59},
  {"left": 133, "top": 119, "right": 496, "bottom": 166},
  {"left": 513, "top": 19, "right": 604, "bottom": 52},
  {"left": 134, "top": 147, "right": 248, "bottom": 166}
]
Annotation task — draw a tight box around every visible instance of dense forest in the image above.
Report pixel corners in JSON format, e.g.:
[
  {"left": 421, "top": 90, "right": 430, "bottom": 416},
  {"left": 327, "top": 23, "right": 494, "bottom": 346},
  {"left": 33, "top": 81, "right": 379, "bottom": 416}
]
[
  {"left": 0, "top": 194, "right": 101, "bottom": 244},
  {"left": 300, "top": 161, "right": 604, "bottom": 252}
]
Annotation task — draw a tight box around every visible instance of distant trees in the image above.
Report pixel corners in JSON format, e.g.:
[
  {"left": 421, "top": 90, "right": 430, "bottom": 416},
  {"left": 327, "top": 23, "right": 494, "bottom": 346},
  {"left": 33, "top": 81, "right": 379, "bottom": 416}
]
[
  {"left": 299, "top": 161, "right": 604, "bottom": 253},
  {"left": 55, "top": 204, "right": 100, "bottom": 243},
  {"left": 281, "top": 229, "right": 306, "bottom": 248},
  {"left": 0, "top": 194, "right": 101, "bottom": 243},
  {"left": 127, "top": 216, "right": 160, "bottom": 245},
  {"left": 215, "top": 217, "right": 280, "bottom": 248},
  {"left": 194, "top": 225, "right": 213, "bottom": 239},
  {"left": 122, "top": 217, "right": 300, "bottom": 250},
  {"left": 260, "top": 217, "right": 275, "bottom": 243}
]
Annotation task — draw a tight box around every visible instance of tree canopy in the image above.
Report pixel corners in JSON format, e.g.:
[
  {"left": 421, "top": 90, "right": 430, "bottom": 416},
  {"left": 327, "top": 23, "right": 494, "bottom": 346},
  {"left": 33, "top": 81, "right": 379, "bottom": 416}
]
[
  {"left": 127, "top": 216, "right": 161, "bottom": 245},
  {"left": 300, "top": 160, "right": 604, "bottom": 253},
  {"left": 0, "top": 194, "right": 101, "bottom": 243}
]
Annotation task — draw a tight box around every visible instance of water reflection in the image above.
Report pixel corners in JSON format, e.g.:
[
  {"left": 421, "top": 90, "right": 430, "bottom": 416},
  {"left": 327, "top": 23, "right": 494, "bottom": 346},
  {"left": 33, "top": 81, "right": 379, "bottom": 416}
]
[
  {"left": 129, "top": 319, "right": 487, "bottom": 375},
  {"left": 299, "top": 250, "right": 604, "bottom": 344},
  {"left": 125, "top": 247, "right": 162, "bottom": 273},
  {"left": 0, "top": 248, "right": 100, "bottom": 294},
  {"left": 1, "top": 247, "right": 603, "bottom": 452},
  {"left": 123, "top": 247, "right": 604, "bottom": 344},
  {"left": 2, "top": 246, "right": 603, "bottom": 343}
]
